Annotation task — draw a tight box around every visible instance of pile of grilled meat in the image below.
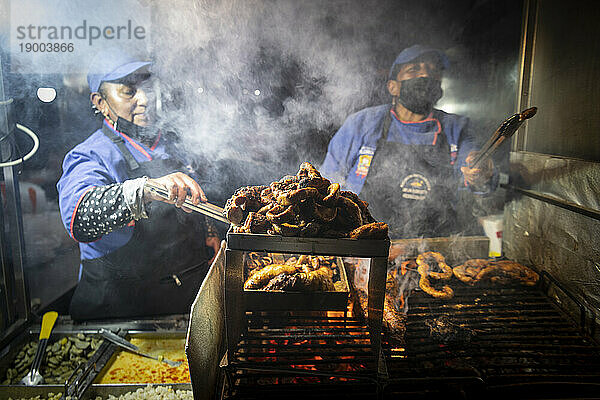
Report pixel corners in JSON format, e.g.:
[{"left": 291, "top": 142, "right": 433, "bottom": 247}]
[
  {"left": 244, "top": 253, "right": 344, "bottom": 292},
  {"left": 224, "top": 162, "right": 388, "bottom": 239}
]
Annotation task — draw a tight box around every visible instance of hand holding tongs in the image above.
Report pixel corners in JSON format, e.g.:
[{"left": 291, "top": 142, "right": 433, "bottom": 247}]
[
  {"left": 469, "top": 107, "right": 537, "bottom": 169},
  {"left": 144, "top": 180, "right": 228, "bottom": 224}
]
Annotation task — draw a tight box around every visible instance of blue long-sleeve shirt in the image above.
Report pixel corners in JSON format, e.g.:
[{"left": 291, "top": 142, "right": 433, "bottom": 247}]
[
  {"left": 321, "top": 104, "right": 497, "bottom": 195},
  {"left": 57, "top": 120, "right": 175, "bottom": 260}
]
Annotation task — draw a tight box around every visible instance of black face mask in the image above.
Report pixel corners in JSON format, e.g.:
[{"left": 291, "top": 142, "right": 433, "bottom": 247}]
[
  {"left": 113, "top": 116, "right": 158, "bottom": 141},
  {"left": 397, "top": 77, "right": 443, "bottom": 115}
]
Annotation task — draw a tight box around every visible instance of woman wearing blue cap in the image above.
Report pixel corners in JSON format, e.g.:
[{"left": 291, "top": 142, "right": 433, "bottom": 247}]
[
  {"left": 57, "top": 49, "right": 220, "bottom": 320},
  {"left": 321, "top": 45, "right": 496, "bottom": 240}
]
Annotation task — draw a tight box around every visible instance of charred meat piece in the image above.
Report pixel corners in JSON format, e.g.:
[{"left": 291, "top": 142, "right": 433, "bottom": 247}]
[
  {"left": 263, "top": 273, "right": 302, "bottom": 291},
  {"left": 312, "top": 202, "right": 338, "bottom": 223},
  {"left": 416, "top": 252, "right": 454, "bottom": 299},
  {"left": 354, "top": 287, "right": 406, "bottom": 342},
  {"left": 224, "top": 185, "right": 267, "bottom": 225},
  {"left": 244, "top": 264, "right": 298, "bottom": 289},
  {"left": 349, "top": 222, "right": 389, "bottom": 239},
  {"left": 298, "top": 266, "right": 335, "bottom": 291},
  {"left": 321, "top": 183, "right": 340, "bottom": 206},
  {"left": 238, "top": 212, "right": 270, "bottom": 234},
  {"left": 265, "top": 204, "right": 297, "bottom": 224},
  {"left": 453, "top": 259, "right": 490, "bottom": 285},
  {"left": 416, "top": 251, "right": 453, "bottom": 280},
  {"left": 340, "top": 190, "right": 376, "bottom": 224},
  {"left": 476, "top": 260, "right": 539, "bottom": 286},
  {"left": 297, "top": 162, "right": 321, "bottom": 180},
  {"left": 335, "top": 196, "right": 363, "bottom": 230},
  {"left": 271, "top": 222, "right": 307, "bottom": 236},
  {"left": 418, "top": 271, "right": 454, "bottom": 299},
  {"left": 270, "top": 175, "right": 299, "bottom": 198},
  {"left": 452, "top": 259, "right": 538, "bottom": 287},
  {"left": 276, "top": 187, "right": 319, "bottom": 206}
]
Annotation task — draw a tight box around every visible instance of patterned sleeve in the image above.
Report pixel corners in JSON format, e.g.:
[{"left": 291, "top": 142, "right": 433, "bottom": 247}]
[{"left": 71, "top": 183, "right": 133, "bottom": 242}]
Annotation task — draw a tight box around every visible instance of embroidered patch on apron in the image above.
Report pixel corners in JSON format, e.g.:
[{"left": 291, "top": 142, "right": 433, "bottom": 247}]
[
  {"left": 355, "top": 146, "right": 375, "bottom": 178},
  {"left": 400, "top": 173, "right": 431, "bottom": 200}
]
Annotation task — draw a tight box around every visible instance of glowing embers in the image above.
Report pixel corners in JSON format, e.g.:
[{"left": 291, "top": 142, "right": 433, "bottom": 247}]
[{"left": 227, "top": 311, "right": 376, "bottom": 388}]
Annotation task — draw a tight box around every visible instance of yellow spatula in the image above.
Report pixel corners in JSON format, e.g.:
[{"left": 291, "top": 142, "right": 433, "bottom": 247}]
[{"left": 20, "top": 311, "right": 58, "bottom": 386}]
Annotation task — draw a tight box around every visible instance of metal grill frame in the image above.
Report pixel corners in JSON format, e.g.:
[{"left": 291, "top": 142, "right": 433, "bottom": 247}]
[
  {"left": 221, "top": 311, "right": 381, "bottom": 398},
  {"left": 223, "top": 232, "right": 390, "bottom": 379},
  {"left": 383, "top": 269, "right": 600, "bottom": 399}
]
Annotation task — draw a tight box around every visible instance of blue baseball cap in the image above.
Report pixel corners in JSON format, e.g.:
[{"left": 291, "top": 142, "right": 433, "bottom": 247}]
[
  {"left": 87, "top": 48, "right": 152, "bottom": 92},
  {"left": 389, "top": 45, "right": 450, "bottom": 79}
]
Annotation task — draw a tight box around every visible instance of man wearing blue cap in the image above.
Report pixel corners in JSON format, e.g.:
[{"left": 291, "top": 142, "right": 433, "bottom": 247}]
[
  {"left": 57, "top": 49, "right": 219, "bottom": 320},
  {"left": 321, "top": 45, "right": 496, "bottom": 239}
]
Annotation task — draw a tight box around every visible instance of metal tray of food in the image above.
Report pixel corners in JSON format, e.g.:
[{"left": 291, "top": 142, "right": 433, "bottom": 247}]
[
  {"left": 93, "top": 332, "right": 190, "bottom": 385},
  {"left": 243, "top": 255, "right": 350, "bottom": 311},
  {"left": 1, "top": 383, "right": 192, "bottom": 399},
  {"left": 0, "top": 329, "right": 110, "bottom": 387},
  {"left": 227, "top": 230, "right": 390, "bottom": 258}
]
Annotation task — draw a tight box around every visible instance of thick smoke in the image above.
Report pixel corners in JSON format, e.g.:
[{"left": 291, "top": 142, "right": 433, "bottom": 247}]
[{"left": 148, "top": 0, "right": 388, "bottom": 197}]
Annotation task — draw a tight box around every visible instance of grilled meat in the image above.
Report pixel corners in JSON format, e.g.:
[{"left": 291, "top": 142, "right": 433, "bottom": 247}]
[
  {"left": 224, "top": 185, "right": 267, "bottom": 225},
  {"left": 263, "top": 273, "right": 302, "bottom": 291},
  {"left": 452, "top": 259, "right": 539, "bottom": 286},
  {"left": 416, "top": 252, "right": 454, "bottom": 299},
  {"left": 418, "top": 271, "right": 454, "bottom": 299},
  {"left": 349, "top": 222, "right": 389, "bottom": 239},
  {"left": 224, "top": 162, "right": 388, "bottom": 239},
  {"left": 244, "top": 254, "right": 338, "bottom": 291},
  {"left": 243, "top": 264, "right": 298, "bottom": 289},
  {"left": 298, "top": 266, "right": 335, "bottom": 291},
  {"left": 416, "top": 251, "right": 453, "bottom": 280},
  {"left": 475, "top": 260, "right": 539, "bottom": 286},
  {"left": 235, "top": 212, "right": 270, "bottom": 234},
  {"left": 452, "top": 259, "right": 489, "bottom": 285}
]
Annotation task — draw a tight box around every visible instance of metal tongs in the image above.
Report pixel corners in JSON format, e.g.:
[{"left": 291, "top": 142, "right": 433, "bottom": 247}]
[
  {"left": 98, "top": 329, "right": 182, "bottom": 367},
  {"left": 469, "top": 107, "right": 537, "bottom": 169},
  {"left": 144, "top": 180, "right": 228, "bottom": 224}
]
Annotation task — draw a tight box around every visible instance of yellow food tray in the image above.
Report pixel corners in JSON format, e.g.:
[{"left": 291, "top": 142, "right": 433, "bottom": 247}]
[{"left": 95, "top": 337, "right": 190, "bottom": 384}]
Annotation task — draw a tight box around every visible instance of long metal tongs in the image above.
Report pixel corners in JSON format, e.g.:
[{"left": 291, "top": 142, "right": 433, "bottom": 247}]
[
  {"left": 469, "top": 107, "right": 537, "bottom": 169},
  {"left": 98, "top": 329, "right": 182, "bottom": 367},
  {"left": 144, "top": 180, "right": 228, "bottom": 224}
]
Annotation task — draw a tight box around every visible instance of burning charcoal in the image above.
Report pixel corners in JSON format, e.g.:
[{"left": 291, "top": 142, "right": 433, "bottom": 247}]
[{"left": 424, "top": 315, "right": 475, "bottom": 345}]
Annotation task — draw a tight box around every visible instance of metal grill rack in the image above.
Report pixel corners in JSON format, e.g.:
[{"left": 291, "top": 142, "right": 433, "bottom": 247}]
[
  {"left": 222, "top": 231, "right": 390, "bottom": 394},
  {"left": 222, "top": 311, "right": 379, "bottom": 399},
  {"left": 384, "top": 271, "right": 600, "bottom": 399}
]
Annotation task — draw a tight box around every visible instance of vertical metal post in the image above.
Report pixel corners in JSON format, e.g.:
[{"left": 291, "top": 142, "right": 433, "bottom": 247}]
[
  {"left": 224, "top": 247, "right": 244, "bottom": 361},
  {"left": 513, "top": 0, "right": 539, "bottom": 152},
  {"left": 0, "top": 54, "right": 30, "bottom": 330},
  {"left": 367, "top": 256, "right": 388, "bottom": 377}
]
